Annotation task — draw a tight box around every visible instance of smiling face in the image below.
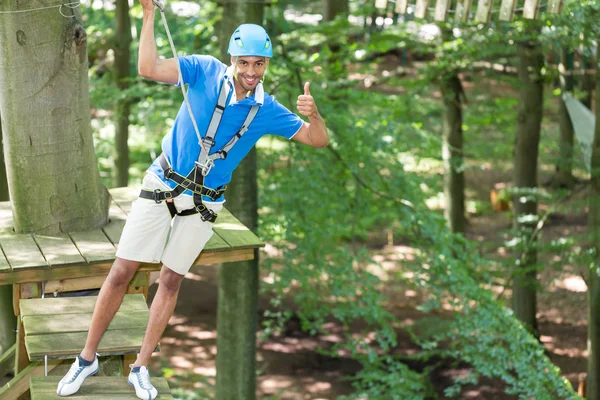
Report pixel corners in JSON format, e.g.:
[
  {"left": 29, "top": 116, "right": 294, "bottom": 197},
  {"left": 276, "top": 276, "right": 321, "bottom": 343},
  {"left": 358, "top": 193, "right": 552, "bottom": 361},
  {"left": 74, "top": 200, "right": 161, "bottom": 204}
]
[{"left": 231, "top": 56, "right": 269, "bottom": 92}]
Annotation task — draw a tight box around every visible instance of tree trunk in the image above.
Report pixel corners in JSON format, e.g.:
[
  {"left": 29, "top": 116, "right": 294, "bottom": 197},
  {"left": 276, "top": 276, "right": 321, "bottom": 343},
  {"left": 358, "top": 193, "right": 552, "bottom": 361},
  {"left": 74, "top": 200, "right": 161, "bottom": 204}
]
[
  {"left": 216, "top": 3, "right": 263, "bottom": 400},
  {"left": 0, "top": 4, "right": 109, "bottom": 234},
  {"left": 582, "top": 53, "right": 594, "bottom": 110},
  {"left": 114, "top": 0, "right": 132, "bottom": 187},
  {"left": 511, "top": 37, "right": 544, "bottom": 336},
  {"left": 586, "top": 34, "right": 600, "bottom": 400},
  {"left": 441, "top": 73, "right": 466, "bottom": 234},
  {"left": 0, "top": 115, "right": 14, "bottom": 366},
  {"left": 554, "top": 49, "right": 575, "bottom": 188},
  {"left": 0, "top": 114, "right": 9, "bottom": 201},
  {"left": 324, "top": 0, "right": 349, "bottom": 21},
  {"left": 440, "top": 29, "right": 465, "bottom": 234}
]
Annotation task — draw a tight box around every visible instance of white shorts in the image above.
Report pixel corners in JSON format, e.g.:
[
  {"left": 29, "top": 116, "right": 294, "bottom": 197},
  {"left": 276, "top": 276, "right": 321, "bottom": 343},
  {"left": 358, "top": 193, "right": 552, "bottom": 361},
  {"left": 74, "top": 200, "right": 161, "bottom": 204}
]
[{"left": 116, "top": 174, "right": 223, "bottom": 275}]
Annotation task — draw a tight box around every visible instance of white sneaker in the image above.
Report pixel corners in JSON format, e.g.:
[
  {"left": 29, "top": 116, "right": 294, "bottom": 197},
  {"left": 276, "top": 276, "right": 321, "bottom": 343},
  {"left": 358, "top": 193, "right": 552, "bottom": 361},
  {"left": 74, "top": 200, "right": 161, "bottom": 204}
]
[
  {"left": 128, "top": 365, "right": 158, "bottom": 400},
  {"left": 56, "top": 354, "right": 99, "bottom": 396}
]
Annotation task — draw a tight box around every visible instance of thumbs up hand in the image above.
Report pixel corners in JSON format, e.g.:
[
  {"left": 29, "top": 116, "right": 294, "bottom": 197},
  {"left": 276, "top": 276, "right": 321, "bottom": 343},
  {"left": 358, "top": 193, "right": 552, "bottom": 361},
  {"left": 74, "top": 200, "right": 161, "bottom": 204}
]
[{"left": 297, "top": 82, "right": 319, "bottom": 118}]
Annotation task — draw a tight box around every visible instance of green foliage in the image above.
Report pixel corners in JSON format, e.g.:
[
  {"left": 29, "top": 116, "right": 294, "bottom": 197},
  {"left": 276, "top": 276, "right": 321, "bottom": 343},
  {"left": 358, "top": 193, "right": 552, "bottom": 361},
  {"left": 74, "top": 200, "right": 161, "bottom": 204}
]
[{"left": 254, "top": 13, "right": 580, "bottom": 398}]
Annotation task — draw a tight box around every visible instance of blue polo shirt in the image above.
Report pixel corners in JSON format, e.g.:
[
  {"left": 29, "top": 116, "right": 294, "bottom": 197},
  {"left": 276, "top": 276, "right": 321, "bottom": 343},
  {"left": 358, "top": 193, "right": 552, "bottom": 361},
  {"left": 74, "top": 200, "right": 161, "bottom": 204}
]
[{"left": 147, "top": 55, "right": 304, "bottom": 203}]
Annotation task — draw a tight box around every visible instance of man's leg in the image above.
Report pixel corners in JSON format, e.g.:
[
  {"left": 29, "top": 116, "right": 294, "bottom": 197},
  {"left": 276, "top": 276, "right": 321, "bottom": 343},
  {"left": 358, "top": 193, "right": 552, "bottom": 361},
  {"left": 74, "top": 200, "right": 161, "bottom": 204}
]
[
  {"left": 81, "top": 257, "right": 141, "bottom": 360},
  {"left": 56, "top": 257, "right": 141, "bottom": 396},
  {"left": 133, "top": 265, "right": 184, "bottom": 367}
]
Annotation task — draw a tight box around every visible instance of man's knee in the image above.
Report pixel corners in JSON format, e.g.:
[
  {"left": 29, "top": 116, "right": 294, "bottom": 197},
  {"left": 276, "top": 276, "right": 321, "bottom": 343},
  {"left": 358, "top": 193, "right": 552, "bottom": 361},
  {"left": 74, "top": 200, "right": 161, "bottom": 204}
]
[
  {"left": 159, "top": 266, "right": 184, "bottom": 293},
  {"left": 107, "top": 257, "right": 140, "bottom": 287}
]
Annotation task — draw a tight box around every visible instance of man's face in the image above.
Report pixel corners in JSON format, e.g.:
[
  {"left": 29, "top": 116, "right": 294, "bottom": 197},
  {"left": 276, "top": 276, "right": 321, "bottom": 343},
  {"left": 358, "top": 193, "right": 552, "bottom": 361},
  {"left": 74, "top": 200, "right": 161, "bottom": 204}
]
[{"left": 232, "top": 56, "right": 269, "bottom": 91}]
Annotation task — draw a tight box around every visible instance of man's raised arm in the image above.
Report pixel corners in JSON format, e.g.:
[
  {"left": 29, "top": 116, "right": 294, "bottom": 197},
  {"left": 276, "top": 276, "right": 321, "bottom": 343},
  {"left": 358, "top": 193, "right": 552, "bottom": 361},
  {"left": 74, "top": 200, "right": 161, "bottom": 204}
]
[{"left": 138, "top": 0, "right": 179, "bottom": 84}]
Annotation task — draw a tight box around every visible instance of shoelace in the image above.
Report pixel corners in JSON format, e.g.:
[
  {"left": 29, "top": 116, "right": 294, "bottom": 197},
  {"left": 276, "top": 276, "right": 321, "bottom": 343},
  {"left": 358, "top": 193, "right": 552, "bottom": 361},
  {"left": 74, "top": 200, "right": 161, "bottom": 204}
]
[
  {"left": 138, "top": 368, "right": 154, "bottom": 390},
  {"left": 63, "top": 361, "right": 84, "bottom": 384}
]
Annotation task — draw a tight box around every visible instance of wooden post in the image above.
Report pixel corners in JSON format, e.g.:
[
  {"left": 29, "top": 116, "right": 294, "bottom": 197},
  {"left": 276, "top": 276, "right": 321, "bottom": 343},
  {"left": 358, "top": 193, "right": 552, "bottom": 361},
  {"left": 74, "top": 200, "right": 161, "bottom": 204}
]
[
  {"left": 523, "top": 0, "right": 541, "bottom": 19},
  {"left": 455, "top": 0, "right": 474, "bottom": 22},
  {"left": 415, "top": 0, "right": 430, "bottom": 18},
  {"left": 499, "top": 0, "right": 517, "bottom": 21},
  {"left": 374, "top": 0, "right": 388, "bottom": 9},
  {"left": 434, "top": 0, "right": 451, "bottom": 21},
  {"left": 395, "top": 0, "right": 408, "bottom": 14},
  {"left": 474, "top": 0, "right": 494, "bottom": 23},
  {"left": 15, "top": 316, "right": 29, "bottom": 374},
  {"left": 547, "top": 0, "right": 563, "bottom": 14}
]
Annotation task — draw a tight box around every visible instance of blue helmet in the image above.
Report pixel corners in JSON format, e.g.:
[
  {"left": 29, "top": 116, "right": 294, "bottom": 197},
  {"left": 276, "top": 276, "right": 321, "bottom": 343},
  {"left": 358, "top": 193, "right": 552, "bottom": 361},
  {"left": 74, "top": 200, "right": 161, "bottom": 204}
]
[{"left": 227, "top": 24, "right": 273, "bottom": 58}]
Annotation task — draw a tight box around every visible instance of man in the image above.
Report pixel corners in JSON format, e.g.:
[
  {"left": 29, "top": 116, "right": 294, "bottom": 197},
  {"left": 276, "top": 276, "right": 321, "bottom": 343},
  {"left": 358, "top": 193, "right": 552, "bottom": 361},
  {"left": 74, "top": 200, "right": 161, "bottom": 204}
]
[{"left": 56, "top": 1, "right": 328, "bottom": 399}]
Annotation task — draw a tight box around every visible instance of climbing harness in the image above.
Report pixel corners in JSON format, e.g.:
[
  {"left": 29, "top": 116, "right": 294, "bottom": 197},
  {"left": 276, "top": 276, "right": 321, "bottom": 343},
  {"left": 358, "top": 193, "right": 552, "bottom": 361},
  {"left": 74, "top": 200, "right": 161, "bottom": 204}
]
[{"left": 142, "top": 0, "right": 260, "bottom": 222}]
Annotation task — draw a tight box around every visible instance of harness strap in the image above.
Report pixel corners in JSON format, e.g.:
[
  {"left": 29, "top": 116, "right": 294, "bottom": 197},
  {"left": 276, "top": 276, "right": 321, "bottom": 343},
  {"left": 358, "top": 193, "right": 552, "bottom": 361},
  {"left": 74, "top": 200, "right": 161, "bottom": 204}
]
[
  {"left": 210, "top": 105, "right": 260, "bottom": 161},
  {"left": 202, "top": 78, "right": 230, "bottom": 150},
  {"left": 139, "top": 154, "right": 226, "bottom": 202}
]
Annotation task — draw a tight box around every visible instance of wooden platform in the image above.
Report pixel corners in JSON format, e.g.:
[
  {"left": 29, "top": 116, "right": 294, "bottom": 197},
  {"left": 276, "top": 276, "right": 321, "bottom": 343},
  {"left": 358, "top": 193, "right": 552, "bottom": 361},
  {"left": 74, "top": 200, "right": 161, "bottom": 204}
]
[
  {"left": 31, "top": 376, "right": 174, "bottom": 399},
  {"left": 0, "top": 187, "right": 264, "bottom": 286},
  {"left": 21, "top": 294, "right": 151, "bottom": 361}
]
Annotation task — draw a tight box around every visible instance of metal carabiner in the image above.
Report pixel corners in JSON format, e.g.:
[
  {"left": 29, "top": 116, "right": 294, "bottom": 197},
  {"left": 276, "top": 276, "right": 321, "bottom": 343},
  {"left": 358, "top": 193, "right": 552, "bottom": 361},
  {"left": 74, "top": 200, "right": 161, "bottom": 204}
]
[{"left": 195, "top": 160, "right": 214, "bottom": 177}]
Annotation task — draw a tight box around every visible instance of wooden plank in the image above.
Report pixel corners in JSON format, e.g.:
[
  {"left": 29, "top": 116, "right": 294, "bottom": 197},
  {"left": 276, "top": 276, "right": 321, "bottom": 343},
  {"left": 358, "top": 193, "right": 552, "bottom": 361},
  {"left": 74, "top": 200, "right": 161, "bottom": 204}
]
[
  {"left": 523, "top": 0, "right": 541, "bottom": 19},
  {"left": 16, "top": 316, "right": 30, "bottom": 373},
  {"left": 109, "top": 199, "right": 129, "bottom": 221},
  {"left": 474, "top": 0, "right": 494, "bottom": 23},
  {"left": 499, "top": 0, "right": 518, "bottom": 21},
  {"left": 0, "top": 262, "right": 114, "bottom": 286},
  {"left": 204, "top": 229, "right": 231, "bottom": 251},
  {"left": 192, "top": 248, "right": 255, "bottom": 265},
  {"left": 0, "top": 231, "right": 47, "bottom": 270},
  {"left": 0, "top": 360, "right": 60, "bottom": 400},
  {"left": 13, "top": 283, "right": 21, "bottom": 315},
  {"left": 69, "top": 229, "right": 116, "bottom": 263},
  {"left": 0, "top": 343, "right": 16, "bottom": 377},
  {"left": 434, "top": 0, "right": 451, "bottom": 21},
  {"left": 20, "top": 294, "right": 147, "bottom": 317},
  {"left": 43, "top": 275, "right": 108, "bottom": 294},
  {"left": 108, "top": 187, "right": 139, "bottom": 215},
  {"left": 414, "top": 0, "right": 429, "bottom": 18},
  {"left": 33, "top": 394, "right": 173, "bottom": 400},
  {"left": 395, "top": 0, "right": 408, "bottom": 14},
  {"left": 22, "top": 312, "right": 149, "bottom": 335},
  {"left": 20, "top": 282, "right": 43, "bottom": 299},
  {"left": 0, "top": 245, "right": 10, "bottom": 272},
  {"left": 547, "top": 0, "right": 563, "bottom": 14},
  {"left": 0, "top": 247, "right": 257, "bottom": 286},
  {"left": 103, "top": 200, "right": 129, "bottom": 246},
  {"left": 212, "top": 208, "right": 264, "bottom": 249},
  {"left": 26, "top": 329, "right": 150, "bottom": 360},
  {"left": 123, "top": 354, "right": 136, "bottom": 376},
  {"left": 374, "top": 0, "right": 388, "bottom": 9},
  {"left": 33, "top": 234, "right": 85, "bottom": 267},
  {"left": 102, "top": 218, "right": 125, "bottom": 247},
  {"left": 455, "top": 0, "right": 474, "bottom": 22},
  {"left": 31, "top": 376, "right": 173, "bottom": 399}
]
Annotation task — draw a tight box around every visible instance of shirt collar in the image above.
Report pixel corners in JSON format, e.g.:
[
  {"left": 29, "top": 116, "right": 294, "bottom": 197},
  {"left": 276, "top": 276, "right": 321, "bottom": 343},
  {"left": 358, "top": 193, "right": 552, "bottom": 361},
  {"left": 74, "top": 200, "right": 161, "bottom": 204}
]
[{"left": 224, "top": 65, "right": 265, "bottom": 106}]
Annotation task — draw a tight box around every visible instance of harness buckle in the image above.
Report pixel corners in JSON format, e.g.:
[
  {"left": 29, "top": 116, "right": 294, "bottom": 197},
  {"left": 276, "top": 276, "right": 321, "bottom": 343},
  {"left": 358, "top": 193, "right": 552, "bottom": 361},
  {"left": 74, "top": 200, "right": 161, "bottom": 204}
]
[
  {"left": 195, "top": 159, "right": 214, "bottom": 177},
  {"left": 152, "top": 189, "right": 162, "bottom": 204}
]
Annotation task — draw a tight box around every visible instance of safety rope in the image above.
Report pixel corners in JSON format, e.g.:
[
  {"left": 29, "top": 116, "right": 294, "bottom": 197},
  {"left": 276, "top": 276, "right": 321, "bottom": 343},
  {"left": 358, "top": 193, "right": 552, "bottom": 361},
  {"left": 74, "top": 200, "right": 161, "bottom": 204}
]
[
  {"left": 0, "top": 1, "right": 80, "bottom": 16},
  {"left": 152, "top": 0, "right": 214, "bottom": 176}
]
